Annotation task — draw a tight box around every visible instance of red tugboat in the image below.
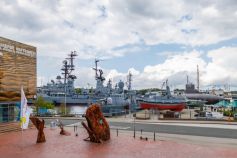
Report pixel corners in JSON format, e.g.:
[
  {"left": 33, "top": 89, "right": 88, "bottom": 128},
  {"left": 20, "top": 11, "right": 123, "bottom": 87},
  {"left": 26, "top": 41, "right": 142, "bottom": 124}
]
[{"left": 138, "top": 80, "right": 186, "bottom": 112}]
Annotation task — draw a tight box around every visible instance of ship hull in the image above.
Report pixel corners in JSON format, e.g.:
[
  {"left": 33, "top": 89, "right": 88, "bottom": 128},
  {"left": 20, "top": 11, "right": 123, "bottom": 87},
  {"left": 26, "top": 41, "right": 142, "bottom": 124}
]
[
  {"left": 185, "top": 93, "right": 223, "bottom": 105},
  {"left": 139, "top": 101, "right": 186, "bottom": 111}
]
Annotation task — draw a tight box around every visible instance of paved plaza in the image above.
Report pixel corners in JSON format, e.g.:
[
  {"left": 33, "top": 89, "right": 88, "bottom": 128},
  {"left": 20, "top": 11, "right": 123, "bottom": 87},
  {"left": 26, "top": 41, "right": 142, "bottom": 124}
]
[{"left": 0, "top": 126, "right": 237, "bottom": 158}]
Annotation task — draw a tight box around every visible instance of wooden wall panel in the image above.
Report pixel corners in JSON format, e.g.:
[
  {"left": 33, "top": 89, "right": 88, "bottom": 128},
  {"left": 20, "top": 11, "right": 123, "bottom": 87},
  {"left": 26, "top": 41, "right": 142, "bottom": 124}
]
[{"left": 0, "top": 37, "right": 36, "bottom": 102}]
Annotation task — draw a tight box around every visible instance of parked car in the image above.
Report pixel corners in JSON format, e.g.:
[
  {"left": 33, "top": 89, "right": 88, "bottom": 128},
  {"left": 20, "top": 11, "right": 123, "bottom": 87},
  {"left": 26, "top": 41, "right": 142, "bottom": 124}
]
[
  {"left": 195, "top": 111, "right": 224, "bottom": 120},
  {"left": 234, "top": 113, "right": 237, "bottom": 120}
]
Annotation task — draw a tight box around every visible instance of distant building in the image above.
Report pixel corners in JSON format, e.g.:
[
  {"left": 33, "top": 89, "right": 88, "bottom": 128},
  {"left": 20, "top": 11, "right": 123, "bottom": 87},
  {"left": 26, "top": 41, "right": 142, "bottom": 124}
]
[{"left": 0, "top": 37, "right": 37, "bottom": 123}]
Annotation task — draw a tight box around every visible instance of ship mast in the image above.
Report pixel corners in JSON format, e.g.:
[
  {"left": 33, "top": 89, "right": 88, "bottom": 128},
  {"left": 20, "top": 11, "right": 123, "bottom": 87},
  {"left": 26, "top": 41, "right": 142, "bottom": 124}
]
[
  {"left": 127, "top": 71, "right": 132, "bottom": 91},
  {"left": 187, "top": 75, "right": 189, "bottom": 84},
  {"left": 67, "top": 51, "right": 77, "bottom": 73},
  {"left": 93, "top": 59, "right": 100, "bottom": 80},
  {"left": 61, "top": 51, "right": 77, "bottom": 115},
  {"left": 61, "top": 51, "right": 77, "bottom": 85},
  {"left": 93, "top": 58, "right": 105, "bottom": 81},
  {"left": 197, "top": 65, "right": 200, "bottom": 92},
  {"left": 61, "top": 60, "right": 69, "bottom": 85}
]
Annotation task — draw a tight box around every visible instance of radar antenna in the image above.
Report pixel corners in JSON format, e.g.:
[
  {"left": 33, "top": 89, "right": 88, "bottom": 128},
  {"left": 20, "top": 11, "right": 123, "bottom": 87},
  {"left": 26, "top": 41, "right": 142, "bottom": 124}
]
[
  {"left": 61, "top": 51, "right": 77, "bottom": 85},
  {"left": 92, "top": 58, "right": 104, "bottom": 81}
]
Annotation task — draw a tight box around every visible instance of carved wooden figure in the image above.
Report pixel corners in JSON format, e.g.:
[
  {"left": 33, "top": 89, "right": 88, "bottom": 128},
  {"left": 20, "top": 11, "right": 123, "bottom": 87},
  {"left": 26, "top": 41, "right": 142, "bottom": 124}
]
[
  {"left": 81, "top": 104, "right": 110, "bottom": 143},
  {"left": 30, "top": 117, "right": 46, "bottom": 143},
  {"left": 57, "top": 120, "right": 71, "bottom": 136}
]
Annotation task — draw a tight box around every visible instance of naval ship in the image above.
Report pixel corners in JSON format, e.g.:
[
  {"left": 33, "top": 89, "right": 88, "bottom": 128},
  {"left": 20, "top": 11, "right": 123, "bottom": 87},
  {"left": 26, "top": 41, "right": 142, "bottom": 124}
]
[
  {"left": 37, "top": 52, "right": 137, "bottom": 115},
  {"left": 137, "top": 80, "right": 187, "bottom": 112},
  {"left": 92, "top": 59, "right": 137, "bottom": 115},
  {"left": 184, "top": 66, "right": 224, "bottom": 105}
]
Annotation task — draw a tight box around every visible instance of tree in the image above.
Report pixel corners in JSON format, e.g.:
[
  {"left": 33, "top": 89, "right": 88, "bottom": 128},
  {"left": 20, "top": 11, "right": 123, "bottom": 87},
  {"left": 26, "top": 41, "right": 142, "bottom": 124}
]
[
  {"left": 34, "top": 96, "right": 55, "bottom": 115},
  {"left": 75, "top": 88, "right": 82, "bottom": 94}
]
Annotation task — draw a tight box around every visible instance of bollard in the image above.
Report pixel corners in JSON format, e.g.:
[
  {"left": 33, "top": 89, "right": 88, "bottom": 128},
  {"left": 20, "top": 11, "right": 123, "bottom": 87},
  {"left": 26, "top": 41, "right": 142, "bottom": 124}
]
[
  {"left": 117, "top": 129, "right": 118, "bottom": 137},
  {"left": 154, "top": 131, "right": 156, "bottom": 141},
  {"left": 75, "top": 125, "right": 78, "bottom": 136},
  {"left": 133, "top": 127, "right": 136, "bottom": 138},
  {"left": 141, "top": 129, "right": 143, "bottom": 136}
]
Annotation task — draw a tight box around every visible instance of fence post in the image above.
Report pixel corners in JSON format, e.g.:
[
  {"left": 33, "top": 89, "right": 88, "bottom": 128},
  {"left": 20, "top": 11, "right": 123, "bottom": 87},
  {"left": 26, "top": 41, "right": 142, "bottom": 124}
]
[
  {"left": 133, "top": 127, "right": 135, "bottom": 138},
  {"left": 154, "top": 131, "right": 156, "bottom": 141}
]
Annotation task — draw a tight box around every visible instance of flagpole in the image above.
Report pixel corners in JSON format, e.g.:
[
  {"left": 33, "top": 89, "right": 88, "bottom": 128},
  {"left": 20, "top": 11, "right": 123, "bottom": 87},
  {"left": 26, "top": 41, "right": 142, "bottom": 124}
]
[
  {"left": 21, "top": 86, "right": 24, "bottom": 150},
  {"left": 21, "top": 121, "right": 23, "bottom": 151},
  {"left": 20, "top": 86, "right": 32, "bottom": 149}
]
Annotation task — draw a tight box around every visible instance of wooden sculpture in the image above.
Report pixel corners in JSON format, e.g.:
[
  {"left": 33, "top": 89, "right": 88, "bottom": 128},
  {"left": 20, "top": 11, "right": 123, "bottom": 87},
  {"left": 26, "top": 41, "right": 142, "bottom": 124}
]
[
  {"left": 30, "top": 117, "right": 46, "bottom": 143},
  {"left": 57, "top": 120, "right": 71, "bottom": 136},
  {"left": 81, "top": 104, "right": 110, "bottom": 143}
]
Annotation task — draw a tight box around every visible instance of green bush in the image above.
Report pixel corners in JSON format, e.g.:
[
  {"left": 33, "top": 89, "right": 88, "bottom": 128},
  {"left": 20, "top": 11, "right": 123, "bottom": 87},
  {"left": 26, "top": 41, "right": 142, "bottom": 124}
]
[
  {"left": 34, "top": 96, "right": 55, "bottom": 109},
  {"left": 223, "top": 110, "right": 233, "bottom": 117}
]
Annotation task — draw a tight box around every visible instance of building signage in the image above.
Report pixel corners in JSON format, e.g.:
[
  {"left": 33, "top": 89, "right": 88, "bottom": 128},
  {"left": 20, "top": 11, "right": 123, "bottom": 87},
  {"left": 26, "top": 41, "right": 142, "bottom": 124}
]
[{"left": 0, "top": 42, "right": 36, "bottom": 58}]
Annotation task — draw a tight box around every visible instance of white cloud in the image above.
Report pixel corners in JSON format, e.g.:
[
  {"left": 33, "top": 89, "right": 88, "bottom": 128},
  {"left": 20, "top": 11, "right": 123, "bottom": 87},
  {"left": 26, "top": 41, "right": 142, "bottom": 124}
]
[
  {"left": 0, "top": 0, "right": 237, "bottom": 59},
  {"left": 87, "top": 47, "right": 237, "bottom": 90},
  {"left": 201, "top": 6, "right": 220, "bottom": 17},
  {"left": 202, "top": 47, "right": 237, "bottom": 86},
  {"left": 39, "top": 47, "right": 237, "bottom": 90},
  {"left": 1, "top": 0, "right": 237, "bottom": 90},
  {"left": 74, "top": 67, "right": 95, "bottom": 88}
]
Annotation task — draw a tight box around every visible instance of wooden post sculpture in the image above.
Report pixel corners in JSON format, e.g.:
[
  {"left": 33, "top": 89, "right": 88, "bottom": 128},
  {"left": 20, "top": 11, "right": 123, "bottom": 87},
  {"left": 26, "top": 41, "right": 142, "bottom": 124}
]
[
  {"left": 30, "top": 117, "right": 46, "bottom": 143},
  {"left": 57, "top": 120, "right": 71, "bottom": 136},
  {"left": 81, "top": 104, "right": 110, "bottom": 143}
]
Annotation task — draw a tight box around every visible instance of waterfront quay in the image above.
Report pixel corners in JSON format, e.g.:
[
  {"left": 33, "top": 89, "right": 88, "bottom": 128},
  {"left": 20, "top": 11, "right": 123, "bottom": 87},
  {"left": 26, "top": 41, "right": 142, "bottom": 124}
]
[{"left": 41, "top": 116, "right": 237, "bottom": 139}]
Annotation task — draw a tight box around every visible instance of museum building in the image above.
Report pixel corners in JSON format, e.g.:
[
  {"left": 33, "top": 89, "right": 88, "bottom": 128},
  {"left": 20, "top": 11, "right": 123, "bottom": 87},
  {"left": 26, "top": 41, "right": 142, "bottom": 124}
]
[{"left": 0, "top": 36, "right": 37, "bottom": 123}]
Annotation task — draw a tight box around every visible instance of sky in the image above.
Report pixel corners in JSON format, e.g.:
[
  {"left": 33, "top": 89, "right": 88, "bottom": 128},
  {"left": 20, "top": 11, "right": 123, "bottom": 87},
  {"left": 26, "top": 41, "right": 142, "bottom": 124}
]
[{"left": 1, "top": 0, "right": 237, "bottom": 90}]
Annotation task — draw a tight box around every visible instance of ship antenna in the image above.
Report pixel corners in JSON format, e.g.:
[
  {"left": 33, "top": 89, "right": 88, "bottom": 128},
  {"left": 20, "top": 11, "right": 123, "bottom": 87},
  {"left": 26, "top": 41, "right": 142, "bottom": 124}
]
[
  {"left": 61, "top": 60, "right": 69, "bottom": 85},
  {"left": 93, "top": 58, "right": 104, "bottom": 80},
  {"left": 92, "top": 58, "right": 99, "bottom": 80},
  {"left": 62, "top": 51, "right": 77, "bottom": 85},
  {"left": 66, "top": 51, "right": 77, "bottom": 73}
]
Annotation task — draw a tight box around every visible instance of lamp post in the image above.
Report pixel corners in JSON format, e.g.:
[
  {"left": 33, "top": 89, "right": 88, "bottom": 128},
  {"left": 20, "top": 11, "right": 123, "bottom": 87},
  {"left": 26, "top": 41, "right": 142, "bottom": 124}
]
[
  {"left": 64, "top": 83, "right": 67, "bottom": 115},
  {"left": 62, "top": 51, "right": 77, "bottom": 115},
  {"left": 33, "top": 95, "right": 38, "bottom": 116},
  {"left": 62, "top": 59, "right": 68, "bottom": 115}
]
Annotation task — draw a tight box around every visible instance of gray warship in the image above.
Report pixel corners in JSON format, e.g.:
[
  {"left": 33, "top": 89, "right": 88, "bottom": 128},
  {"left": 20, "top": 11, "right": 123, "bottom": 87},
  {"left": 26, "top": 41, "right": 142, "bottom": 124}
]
[
  {"left": 37, "top": 51, "right": 90, "bottom": 105},
  {"left": 37, "top": 52, "right": 137, "bottom": 115},
  {"left": 92, "top": 59, "right": 137, "bottom": 115}
]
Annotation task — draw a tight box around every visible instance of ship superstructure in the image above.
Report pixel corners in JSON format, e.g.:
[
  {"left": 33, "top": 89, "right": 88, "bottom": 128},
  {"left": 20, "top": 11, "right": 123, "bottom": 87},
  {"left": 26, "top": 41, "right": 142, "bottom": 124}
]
[
  {"left": 91, "top": 59, "right": 137, "bottom": 115},
  {"left": 37, "top": 51, "right": 90, "bottom": 105}
]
